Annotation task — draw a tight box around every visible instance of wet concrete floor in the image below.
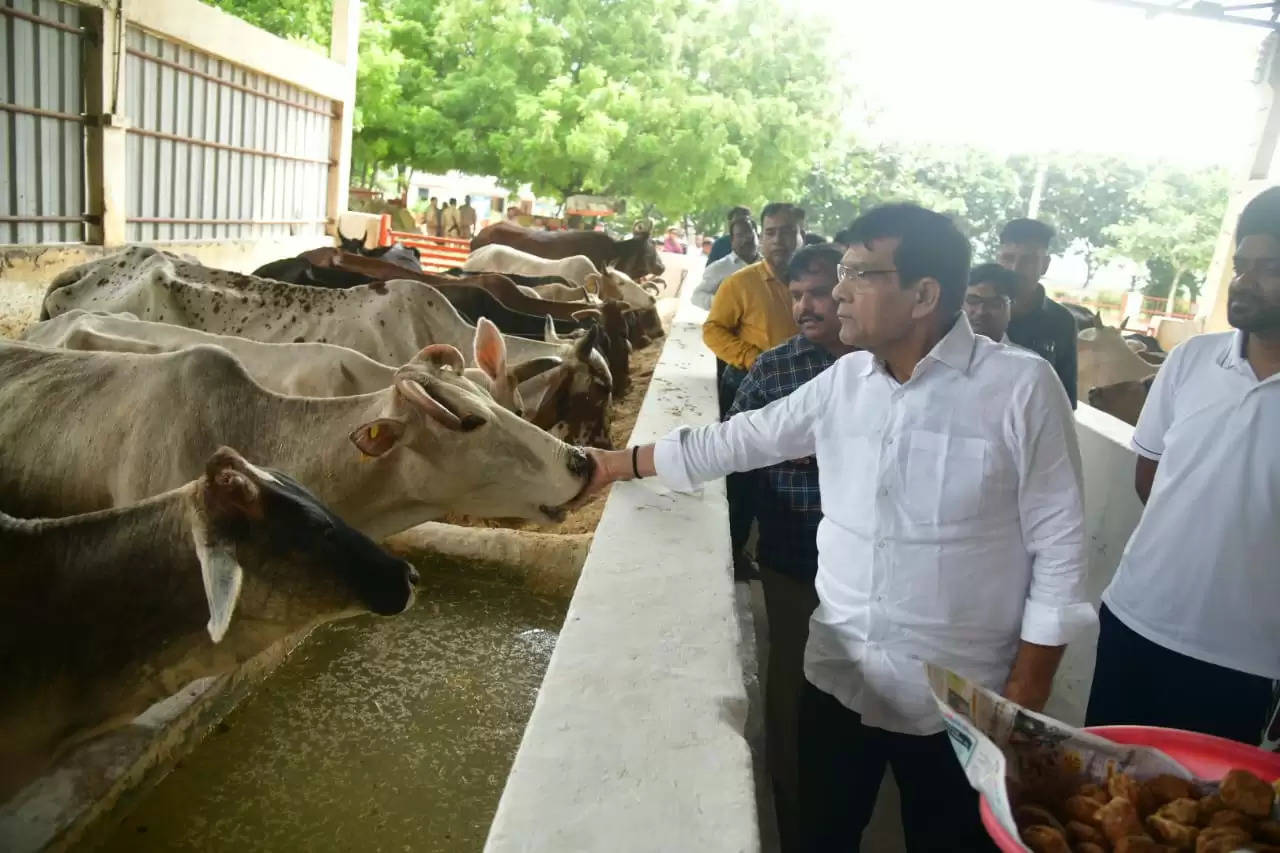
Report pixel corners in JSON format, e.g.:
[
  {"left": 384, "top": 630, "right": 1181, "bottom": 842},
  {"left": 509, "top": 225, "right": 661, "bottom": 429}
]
[{"left": 95, "top": 569, "right": 565, "bottom": 852}]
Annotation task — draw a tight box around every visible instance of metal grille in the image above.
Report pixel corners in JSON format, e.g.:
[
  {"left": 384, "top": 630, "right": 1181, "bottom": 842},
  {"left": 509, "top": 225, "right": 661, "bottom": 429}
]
[
  {"left": 124, "top": 26, "right": 332, "bottom": 243},
  {"left": 0, "top": 0, "right": 88, "bottom": 245}
]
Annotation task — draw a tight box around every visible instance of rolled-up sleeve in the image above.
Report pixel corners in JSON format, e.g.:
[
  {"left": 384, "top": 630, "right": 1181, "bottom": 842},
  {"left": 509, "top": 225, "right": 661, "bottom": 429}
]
[
  {"left": 653, "top": 364, "right": 835, "bottom": 494},
  {"left": 1015, "top": 360, "right": 1097, "bottom": 646}
]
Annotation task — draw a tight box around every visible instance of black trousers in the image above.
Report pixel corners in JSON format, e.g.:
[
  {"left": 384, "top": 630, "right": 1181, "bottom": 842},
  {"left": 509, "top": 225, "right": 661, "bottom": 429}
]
[
  {"left": 796, "top": 681, "right": 995, "bottom": 853},
  {"left": 1086, "top": 604, "right": 1272, "bottom": 745}
]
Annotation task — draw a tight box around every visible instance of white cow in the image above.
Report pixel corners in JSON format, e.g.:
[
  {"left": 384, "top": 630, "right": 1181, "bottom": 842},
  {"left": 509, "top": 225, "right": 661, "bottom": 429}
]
[
  {"left": 0, "top": 447, "right": 416, "bottom": 801},
  {"left": 464, "top": 244, "right": 602, "bottom": 289},
  {"left": 0, "top": 341, "right": 592, "bottom": 538},
  {"left": 22, "top": 310, "right": 556, "bottom": 415},
  {"left": 1077, "top": 322, "right": 1157, "bottom": 402},
  {"left": 40, "top": 249, "right": 612, "bottom": 443}
]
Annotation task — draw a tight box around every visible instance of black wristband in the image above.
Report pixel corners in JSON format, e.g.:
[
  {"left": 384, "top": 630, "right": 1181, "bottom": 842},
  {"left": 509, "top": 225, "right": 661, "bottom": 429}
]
[{"left": 631, "top": 445, "right": 642, "bottom": 480}]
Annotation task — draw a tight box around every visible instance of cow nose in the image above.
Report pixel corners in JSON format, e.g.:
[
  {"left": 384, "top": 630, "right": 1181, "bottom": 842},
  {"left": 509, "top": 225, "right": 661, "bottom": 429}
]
[{"left": 566, "top": 446, "right": 592, "bottom": 478}]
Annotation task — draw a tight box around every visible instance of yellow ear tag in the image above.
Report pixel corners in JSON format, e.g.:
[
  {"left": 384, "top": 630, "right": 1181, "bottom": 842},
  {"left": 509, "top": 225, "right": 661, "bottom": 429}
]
[{"left": 369, "top": 424, "right": 380, "bottom": 440}]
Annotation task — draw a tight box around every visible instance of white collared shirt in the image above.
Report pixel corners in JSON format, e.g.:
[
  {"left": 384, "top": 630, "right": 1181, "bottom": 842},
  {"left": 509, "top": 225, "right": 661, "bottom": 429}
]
[
  {"left": 691, "top": 252, "right": 753, "bottom": 310},
  {"left": 656, "top": 316, "right": 1095, "bottom": 734},
  {"left": 1103, "top": 331, "right": 1280, "bottom": 679}
]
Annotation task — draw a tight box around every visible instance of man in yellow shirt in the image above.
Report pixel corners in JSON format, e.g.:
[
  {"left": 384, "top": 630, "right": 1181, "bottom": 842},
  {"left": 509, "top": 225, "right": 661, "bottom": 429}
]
[{"left": 704, "top": 202, "right": 804, "bottom": 411}]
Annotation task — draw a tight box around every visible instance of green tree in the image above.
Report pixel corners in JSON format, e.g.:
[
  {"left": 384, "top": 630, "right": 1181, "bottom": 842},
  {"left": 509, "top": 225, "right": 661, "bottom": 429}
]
[
  {"left": 1103, "top": 165, "right": 1229, "bottom": 309},
  {"left": 1037, "top": 155, "right": 1150, "bottom": 286}
]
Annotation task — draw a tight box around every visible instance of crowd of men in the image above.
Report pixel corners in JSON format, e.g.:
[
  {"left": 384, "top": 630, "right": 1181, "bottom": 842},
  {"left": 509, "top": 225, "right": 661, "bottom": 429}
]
[{"left": 579, "top": 191, "right": 1280, "bottom": 852}]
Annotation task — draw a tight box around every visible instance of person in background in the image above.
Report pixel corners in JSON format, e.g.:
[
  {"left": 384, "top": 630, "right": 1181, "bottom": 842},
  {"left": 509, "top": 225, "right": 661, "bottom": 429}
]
[
  {"left": 997, "top": 218, "right": 1078, "bottom": 406},
  {"left": 459, "top": 197, "right": 477, "bottom": 239},
  {"left": 727, "top": 242, "right": 857, "bottom": 849},
  {"left": 963, "top": 262, "right": 1020, "bottom": 344},
  {"left": 664, "top": 227, "right": 687, "bottom": 254},
  {"left": 442, "top": 198, "right": 461, "bottom": 237},
  {"left": 707, "top": 206, "right": 753, "bottom": 264},
  {"left": 704, "top": 202, "right": 804, "bottom": 412},
  {"left": 701, "top": 237, "right": 714, "bottom": 256},
  {"left": 692, "top": 216, "right": 759, "bottom": 311},
  {"left": 802, "top": 232, "right": 827, "bottom": 245},
  {"left": 581, "top": 203, "right": 1092, "bottom": 853},
  {"left": 1085, "top": 186, "right": 1280, "bottom": 745},
  {"left": 427, "top": 197, "right": 442, "bottom": 237}
]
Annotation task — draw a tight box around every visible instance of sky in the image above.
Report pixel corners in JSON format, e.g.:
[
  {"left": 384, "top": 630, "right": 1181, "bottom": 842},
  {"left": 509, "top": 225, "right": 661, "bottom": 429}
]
[{"left": 816, "top": 0, "right": 1265, "bottom": 168}]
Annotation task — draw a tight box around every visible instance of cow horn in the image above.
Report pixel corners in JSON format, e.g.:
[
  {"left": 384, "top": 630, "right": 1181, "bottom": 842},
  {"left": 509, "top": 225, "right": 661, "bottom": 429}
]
[
  {"left": 411, "top": 343, "right": 466, "bottom": 373},
  {"left": 544, "top": 314, "right": 562, "bottom": 345},
  {"left": 396, "top": 378, "right": 484, "bottom": 432},
  {"left": 571, "top": 308, "right": 602, "bottom": 324},
  {"left": 641, "top": 281, "right": 661, "bottom": 297},
  {"left": 574, "top": 324, "right": 601, "bottom": 360},
  {"left": 1119, "top": 315, "right": 1129, "bottom": 331},
  {"left": 513, "top": 356, "right": 564, "bottom": 383}
]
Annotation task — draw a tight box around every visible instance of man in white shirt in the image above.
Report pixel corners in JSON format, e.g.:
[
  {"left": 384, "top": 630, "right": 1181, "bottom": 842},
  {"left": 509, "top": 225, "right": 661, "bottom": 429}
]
[
  {"left": 1085, "top": 186, "right": 1280, "bottom": 745},
  {"left": 579, "top": 204, "right": 1094, "bottom": 851},
  {"left": 691, "top": 216, "right": 760, "bottom": 310}
]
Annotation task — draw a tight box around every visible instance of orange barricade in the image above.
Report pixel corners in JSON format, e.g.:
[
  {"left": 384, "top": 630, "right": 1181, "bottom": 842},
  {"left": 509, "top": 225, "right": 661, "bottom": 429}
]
[{"left": 385, "top": 227, "right": 471, "bottom": 272}]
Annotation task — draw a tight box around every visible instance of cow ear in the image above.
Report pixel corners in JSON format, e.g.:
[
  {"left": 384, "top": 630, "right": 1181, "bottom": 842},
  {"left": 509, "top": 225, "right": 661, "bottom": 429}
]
[
  {"left": 349, "top": 417, "right": 407, "bottom": 457},
  {"left": 584, "top": 273, "right": 602, "bottom": 295},
  {"left": 573, "top": 325, "right": 600, "bottom": 360},
  {"left": 473, "top": 317, "right": 507, "bottom": 381},
  {"left": 188, "top": 508, "right": 244, "bottom": 644}
]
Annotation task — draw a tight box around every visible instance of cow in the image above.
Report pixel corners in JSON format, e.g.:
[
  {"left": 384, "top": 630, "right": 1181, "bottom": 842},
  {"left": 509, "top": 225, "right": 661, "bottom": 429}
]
[
  {"left": 526, "top": 281, "right": 598, "bottom": 303},
  {"left": 1086, "top": 376, "right": 1154, "bottom": 426},
  {"left": 0, "top": 341, "right": 593, "bottom": 536},
  {"left": 1061, "top": 301, "right": 1101, "bottom": 331},
  {"left": 336, "top": 228, "right": 422, "bottom": 272},
  {"left": 469, "top": 223, "right": 665, "bottom": 280},
  {"left": 464, "top": 244, "right": 663, "bottom": 342},
  {"left": 1077, "top": 320, "right": 1157, "bottom": 402},
  {"left": 0, "top": 446, "right": 417, "bottom": 801},
  {"left": 21, "top": 310, "right": 555, "bottom": 415}
]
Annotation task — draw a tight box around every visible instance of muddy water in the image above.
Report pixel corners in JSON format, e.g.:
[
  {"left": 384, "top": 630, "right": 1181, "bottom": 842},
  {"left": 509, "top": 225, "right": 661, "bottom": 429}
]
[{"left": 95, "top": 570, "right": 565, "bottom": 853}]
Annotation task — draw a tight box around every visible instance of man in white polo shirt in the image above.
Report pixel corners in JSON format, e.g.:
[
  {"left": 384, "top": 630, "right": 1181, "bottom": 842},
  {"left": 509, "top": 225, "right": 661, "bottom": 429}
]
[
  {"left": 579, "top": 204, "right": 1095, "bottom": 851},
  {"left": 1086, "top": 187, "right": 1280, "bottom": 744}
]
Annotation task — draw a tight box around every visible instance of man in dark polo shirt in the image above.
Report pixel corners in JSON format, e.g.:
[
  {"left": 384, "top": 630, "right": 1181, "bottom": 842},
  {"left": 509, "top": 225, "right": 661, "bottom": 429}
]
[
  {"left": 998, "top": 218, "right": 1079, "bottom": 406},
  {"left": 728, "top": 242, "right": 856, "bottom": 849}
]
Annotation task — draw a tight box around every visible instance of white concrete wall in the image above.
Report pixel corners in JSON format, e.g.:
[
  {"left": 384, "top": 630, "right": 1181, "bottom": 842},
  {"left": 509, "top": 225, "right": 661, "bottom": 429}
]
[
  {"left": 486, "top": 266, "right": 759, "bottom": 852},
  {"left": 1045, "top": 404, "right": 1146, "bottom": 725}
]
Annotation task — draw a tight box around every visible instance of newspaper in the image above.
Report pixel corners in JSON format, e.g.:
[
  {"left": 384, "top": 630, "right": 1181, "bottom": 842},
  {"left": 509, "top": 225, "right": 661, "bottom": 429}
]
[{"left": 926, "top": 663, "right": 1202, "bottom": 851}]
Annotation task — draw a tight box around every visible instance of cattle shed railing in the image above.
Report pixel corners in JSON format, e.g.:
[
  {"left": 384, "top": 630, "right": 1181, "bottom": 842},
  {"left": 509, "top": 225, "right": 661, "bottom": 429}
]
[
  {"left": 1, "top": 0, "right": 359, "bottom": 248},
  {"left": 387, "top": 229, "right": 470, "bottom": 271}
]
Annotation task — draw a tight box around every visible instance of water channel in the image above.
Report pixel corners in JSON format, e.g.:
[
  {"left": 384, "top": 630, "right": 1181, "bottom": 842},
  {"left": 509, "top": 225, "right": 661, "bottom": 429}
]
[{"left": 94, "top": 568, "right": 565, "bottom": 852}]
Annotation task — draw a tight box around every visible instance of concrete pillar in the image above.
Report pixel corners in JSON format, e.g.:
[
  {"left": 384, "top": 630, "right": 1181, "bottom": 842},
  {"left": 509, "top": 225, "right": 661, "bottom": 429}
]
[
  {"left": 84, "top": 0, "right": 128, "bottom": 247},
  {"left": 1198, "top": 33, "right": 1280, "bottom": 333},
  {"left": 326, "top": 0, "right": 360, "bottom": 237}
]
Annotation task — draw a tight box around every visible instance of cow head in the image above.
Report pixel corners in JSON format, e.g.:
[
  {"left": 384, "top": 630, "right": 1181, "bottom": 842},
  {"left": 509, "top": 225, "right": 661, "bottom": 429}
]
[
  {"left": 596, "top": 267, "right": 664, "bottom": 341},
  {"left": 194, "top": 447, "right": 417, "bottom": 642},
  {"left": 1086, "top": 376, "right": 1154, "bottom": 427},
  {"left": 336, "top": 225, "right": 366, "bottom": 255},
  {"left": 525, "top": 325, "right": 614, "bottom": 449},
  {"left": 1077, "top": 323, "right": 1157, "bottom": 403},
  {"left": 348, "top": 347, "right": 593, "bottom": 522},
  {"left": 465, "top": 317, "right": 563, "bottom": 417},
  {"left": 614, "top": 235, "right": 665, "bottom": 279}
]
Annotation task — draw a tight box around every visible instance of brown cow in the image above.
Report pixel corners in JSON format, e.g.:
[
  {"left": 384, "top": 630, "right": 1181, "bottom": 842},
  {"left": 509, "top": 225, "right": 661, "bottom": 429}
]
[
  {"left": 1087, "top": 376, "right": 1155, "bottom": 426},
  {"left": 471, "top": 221, "right": 665, "bottom": 281}
]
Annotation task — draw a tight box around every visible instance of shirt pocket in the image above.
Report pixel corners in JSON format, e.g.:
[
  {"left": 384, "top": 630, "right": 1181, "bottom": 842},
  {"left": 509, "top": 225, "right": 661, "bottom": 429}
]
[{"left": 899, "top": 430, "right": 989, "bottom": 525}]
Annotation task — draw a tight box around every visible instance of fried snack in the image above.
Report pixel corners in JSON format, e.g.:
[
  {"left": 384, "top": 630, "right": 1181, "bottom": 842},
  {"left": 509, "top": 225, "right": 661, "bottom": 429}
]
[
  {"left": 1143, "top": 775, "right": 1198, "bottom": 814},
  {"left": 1195, "top": 826, "right": 1252, "bottom": 853},
  {"left": 1154, "top": 798, "right": 1201, "bottom": 826},
  {"left": 1110, "top": 768, "right": 1144, "bottom": 805},
  {"left": 1258, "top": 820, "right": 1280, "bottom": 844},
  {"left": 1066, "top": 793, "right": 1111, "bottom": 825},
  {"left": 1208, "top": 809, "right": 1255, "bottom": 833},
  {"left": 1018, "top": 804, "right": 1067, "bottom": 834},
  {"left": 1115, "top": 836, "right": 1173, "bottom": 853},
  {"left": 1066, "top": 820, "right": 1109, "bottom": 847},
  {"left": 1023, "top": 824, "right": 1073, "bottom": 853},
  {"left": 1220, "top": 769, "right": 1276, "bottom": 819},
  {"left": 1097, "top": 797, "right": 1146, "bottom": 844},
  {"left": 1075, "top": 844, "right": 1107, "bottom": 853},
  {"left": 1146, "top": 815, "right": 1199, "bottom": 850},
  {"left": 1198, "top": 795, "right": 1228, "bottom": 825}
]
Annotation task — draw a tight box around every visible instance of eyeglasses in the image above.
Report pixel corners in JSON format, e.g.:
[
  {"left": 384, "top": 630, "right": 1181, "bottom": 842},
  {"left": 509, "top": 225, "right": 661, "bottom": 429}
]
[{"left": 836, "top": 264, "right": 898, "bottom": 284}]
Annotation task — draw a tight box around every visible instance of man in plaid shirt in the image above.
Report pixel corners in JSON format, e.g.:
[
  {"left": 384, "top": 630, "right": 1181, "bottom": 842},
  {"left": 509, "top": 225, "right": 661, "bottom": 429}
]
[{"left": 728, "top": 242, "right": 856, "bottom": 848}]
